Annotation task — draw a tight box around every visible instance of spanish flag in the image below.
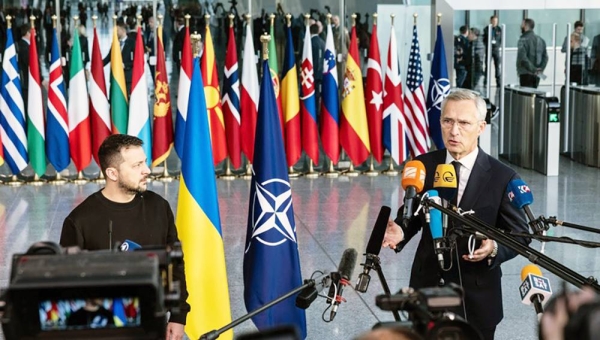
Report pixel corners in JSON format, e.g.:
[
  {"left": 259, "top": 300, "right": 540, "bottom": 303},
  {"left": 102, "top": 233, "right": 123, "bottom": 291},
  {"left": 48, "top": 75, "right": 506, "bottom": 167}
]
[
  {"left": 176, "top": 54, "right": 232, "bottom": 339},
  {"left": 110, "top": 22, "right": 128, "bottom": 134},
  {"left": 340, "top": 17, "right": 370, "bottom": 165}
]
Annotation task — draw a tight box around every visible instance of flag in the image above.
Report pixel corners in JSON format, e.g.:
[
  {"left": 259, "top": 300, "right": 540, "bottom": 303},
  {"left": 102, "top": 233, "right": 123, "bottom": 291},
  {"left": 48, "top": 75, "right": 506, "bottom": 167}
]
[
  {"left": 222, "top": 22, "right": 241, "bottom": 169},
  {"left": 320, "top": 20, "right": 340, "bottom": 164},
  {"left": 427, "top": 24, "right": 450, "bottom": 150},
  {"left": 0, "top": 128, "right": 3, "bottom": 166},
  {"left": 404, "top": 25, "right": 430, "bottom": 157},
  {"left": 128, "top": 26, "right": 152, "bottom": 166},
  {"left": 112, "top": 298, "right": 127, "bottom": 327},
  {"left": 110, "top": 23, "right": 128, "bottom": 134},
  {"left": 89, "top": 25, "right": 111, "bottom": 164},
  {"left": 268, "top": 19, "right": 285, "bottom": 137},
  {"left": 365, "top": 19, "right": 383, "bottom": 164},
  {"left": 383, "top": 25, "right": 408, "bottom": 165},
  {"left": 300, "top": 20, "right": 319, "bottom": 165},
  {"left": 27, "top": 25, "right": 46, "bottom": 177},
  {"left": 244, "top": 57, "right": 307, "bottom": 338},
  {"left": 151, "top": 21, "right": 174, "bottom": 167},
  {"left": 174, "top": 25, "right": 191, "bottom": 158},
  {"left": 0, "top": 25, "right": 28, "bottom": 175},
  {"left": 176, "top": 56, "right": 232, "bottom": 339},
  {"left": 202, "top": 22, "right": 227, "bottom": 165},
  {"left": 46, "top": 26, "right": 70, "bottom": 172},
  {"left": 281, "top": 21, "right": 301, "bottom": 167},
  {"left": 340, "top": 23, "right": 370, "bottom": 166},
  {"left": 68, "top": 23, "right": 92, "bottom": 172},
  {"left": 240, "top": 20, "right": 259, "bottom": 163}
]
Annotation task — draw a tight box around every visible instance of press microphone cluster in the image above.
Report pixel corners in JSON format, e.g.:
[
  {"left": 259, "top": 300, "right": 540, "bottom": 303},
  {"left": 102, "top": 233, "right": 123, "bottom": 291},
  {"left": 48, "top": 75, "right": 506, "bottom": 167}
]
[
  {"left": 328, "top": 248, "right": 357, "bottom": 321},
  {"left": 356, "top": 206, "right": 391, "bottom": 293},
  {"left": 506, "top": 179, "right": 546, "bottom": 235},
  {"left": 519, "top": 264, "right": 552, "bottom": 316},
  {"left": 401, "top": 160, "right": 426, "bottom": 227}
]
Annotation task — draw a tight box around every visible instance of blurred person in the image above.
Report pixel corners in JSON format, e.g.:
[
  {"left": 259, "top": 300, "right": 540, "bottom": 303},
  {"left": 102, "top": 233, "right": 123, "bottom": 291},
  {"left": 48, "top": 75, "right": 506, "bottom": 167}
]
[
  {"left": 66, "top": 299, "right": 114, "bottom": 328},
  {"left": 464, "top": 27, "right": 484, "bottom": 91},
  {"left": 561, "top": 21, "right": 589, "bottom": 85},
  {"left": 482, "top": 15, "right": 502, "bottom": 87},
  {"left": 517, "top": 18, "right": 548, "bottom": 88},
  {"left": 454, "top": 25, "right": 469, "bottom": 88}
]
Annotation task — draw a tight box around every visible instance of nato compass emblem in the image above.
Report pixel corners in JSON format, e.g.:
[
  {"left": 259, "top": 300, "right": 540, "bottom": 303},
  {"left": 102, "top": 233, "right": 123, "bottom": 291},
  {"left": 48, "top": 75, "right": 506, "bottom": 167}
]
[
  {"left": 428, "top": 77, "right": 451, "bottom": 111},
  {"left": 247, "top": 178, "right": 297, "bottom": 250}
]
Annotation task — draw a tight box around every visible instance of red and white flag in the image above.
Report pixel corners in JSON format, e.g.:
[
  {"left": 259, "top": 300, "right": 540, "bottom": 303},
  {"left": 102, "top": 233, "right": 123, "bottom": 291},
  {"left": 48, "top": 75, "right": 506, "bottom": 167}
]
[
  {"left": 240, "top": 20, "right": 259, "bottom": 163},
  {"left": 89, "top": 24, "right": 111, "bottom": 164},
  {"left": 365, "top": 18, "right": 383, "bottom": 164}
]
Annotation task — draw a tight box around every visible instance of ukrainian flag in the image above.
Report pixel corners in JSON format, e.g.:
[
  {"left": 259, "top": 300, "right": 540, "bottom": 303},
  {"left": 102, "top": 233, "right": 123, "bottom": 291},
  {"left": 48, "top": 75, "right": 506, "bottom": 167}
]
[{"left": 176, "top": 56, "right": 232, "bottom": 339}]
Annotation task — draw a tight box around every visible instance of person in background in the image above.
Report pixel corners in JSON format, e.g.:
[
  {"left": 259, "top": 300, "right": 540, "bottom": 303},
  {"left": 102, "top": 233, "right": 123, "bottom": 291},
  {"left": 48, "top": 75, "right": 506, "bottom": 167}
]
[
  {"left": 561, "top": 21, "right": 589, "bottom": 85},
  {"left": 482, "top": 15, "right": 502, "bottom": 87},
  {"left": 517, "top": 18, "right": 548, "bottom": 88},
  {"left": 454, "top": 25, "right": 469, "bottom": 88}
]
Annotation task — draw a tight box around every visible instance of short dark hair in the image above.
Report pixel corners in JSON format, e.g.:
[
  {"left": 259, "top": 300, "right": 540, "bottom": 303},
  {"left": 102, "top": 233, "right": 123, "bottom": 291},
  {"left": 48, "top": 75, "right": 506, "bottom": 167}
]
[
  {"left": 98, "top": 135, "right": 144, "bottom": 176},
  {"left": 575, "top": 20, "right": 584, "bottom": 29},
  {"left": 459, "top": 25, "right": 468, "bottom": 34},
  {"left": 490, "top": 15, "right": 498, "bottom": 20},
  {"left": 524, "top": 18, "right": 535, "bottom": 30},
  {"left": 19, "top": 24, "right": 30, "bottom": 38},
  {"left": 309, "top": 23, "right": 319, "bottom": 35}
]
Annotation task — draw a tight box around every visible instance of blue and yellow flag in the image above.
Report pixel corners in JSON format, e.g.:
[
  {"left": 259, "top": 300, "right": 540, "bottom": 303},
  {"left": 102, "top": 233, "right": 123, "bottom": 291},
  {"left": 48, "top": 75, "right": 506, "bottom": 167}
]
[
  {"left": 243, "top": 58, "right": 307, "bottom": 338},
  {"left": 176, "top": 56, "right": 232, "bottom": 339}
]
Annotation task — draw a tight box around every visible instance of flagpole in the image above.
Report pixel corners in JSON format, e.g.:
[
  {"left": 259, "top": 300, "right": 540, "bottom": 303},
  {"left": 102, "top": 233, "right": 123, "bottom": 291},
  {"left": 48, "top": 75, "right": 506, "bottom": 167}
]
[
  {"left": 285, "top": 13, "right": 301, "bottom": 180},
  {"left": 364, "top": 12, "right": 379, "bottom": 178},
  {"left": 324, "top": 158, "right": 339, "bottom": 178},
  {"left": 364, "top": 155, "right": 379, "bottom": 177},
  {"left": 383, "top": 158, "right": 398, "bottom": 176}
]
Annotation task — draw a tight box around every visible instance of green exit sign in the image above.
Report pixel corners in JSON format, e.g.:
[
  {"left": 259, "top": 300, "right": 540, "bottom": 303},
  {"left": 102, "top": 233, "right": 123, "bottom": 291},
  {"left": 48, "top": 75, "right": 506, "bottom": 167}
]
[{"left": 549, "top": 112, "right": 559, "bottom": 123}]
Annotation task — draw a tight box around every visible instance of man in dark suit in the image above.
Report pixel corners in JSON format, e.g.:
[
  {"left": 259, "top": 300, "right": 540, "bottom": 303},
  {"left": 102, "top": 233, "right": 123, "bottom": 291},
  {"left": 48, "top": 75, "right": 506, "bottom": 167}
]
[
  {"left": 172, "top": 16, "right": 186, "bottom": 74},
  {"left": 454, "top": 26, "right": 469, "bottom": 88},
  {"left": 383, "top": 89, "right": 530, "bottom": 340},
  {"left": 310, "top": 23, "right": 325, "bottom": 110},
  {"left": 103, "top": 19, "right": 135, "bottom": 97}
]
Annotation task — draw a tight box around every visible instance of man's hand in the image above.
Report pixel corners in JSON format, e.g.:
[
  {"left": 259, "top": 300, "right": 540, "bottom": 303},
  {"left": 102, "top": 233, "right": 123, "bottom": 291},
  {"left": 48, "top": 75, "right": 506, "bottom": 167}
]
[
  {"left": 382, "top": 220, "right": 404, "bottom": 250},
  {"left": 166, "top": 322, "right": 185, "bottom": 340},
  {"left": 462, "top": 238, "right": 494, "bottom": 262}
]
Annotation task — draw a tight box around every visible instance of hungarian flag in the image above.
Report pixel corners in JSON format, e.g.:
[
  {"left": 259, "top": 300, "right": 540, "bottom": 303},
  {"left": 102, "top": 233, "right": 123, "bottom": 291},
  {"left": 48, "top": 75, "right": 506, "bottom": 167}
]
[
  {"left": 128, "top": 25, "right": 152, "bottom": 166},
  {"left": 46, "top": 26, "right": 70, "bottom": 172},
  {"left": 268, "top": 18, "right": 285, "bottom": 137},
  {"left": 222, "top": 21, "right": 241, "bottom": 169},
  {"left": 27, "top": 24, "right": 46, "bottom": 177},
  {"left": 68, "top": 22, "right": 92, "bottom": 172},
  {"left": 110, "top": 22, "right": 128, "bottom": 134},
  {"left": 281, "top": 19, "right": 301, "bottom": 168},
  {"left": 174, "top": 24, "right": 192, "bottom": 158},
  {"left": 426, "top": 24, "right": 450, "bottom": 150},
  {"left": 89, "top": 23, "right": 111, "bottom": 164},
  {"left": 240, "top": 19, "right": 259, "bottom": 163},
  {"left": 383, "top": 25, "right": 408, "bottom": 165},
  {"left": 300, "top": 19, "right": 319, "bottom": 165},
  {"left": 152, "top": 20, "right": 174, "bottom": 167},
  {"left": 340, "top": 21, "right": 370, "bottom": 166},
  {"left": 202, "top": 21, "right": 227, "bottom": 165},
  {"left": 320, "top": 19, "right": 340, "bottom": 164},
  {"left": 365, "top": 18, "right": 383, "bottom": 164}
]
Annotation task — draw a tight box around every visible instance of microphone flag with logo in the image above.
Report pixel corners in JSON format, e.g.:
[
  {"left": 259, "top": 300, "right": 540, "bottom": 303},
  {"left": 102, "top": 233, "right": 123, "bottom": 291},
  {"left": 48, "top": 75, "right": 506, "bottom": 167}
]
[
  {"left": 519, "top": 264, "right": 552, "bottom": 314},
  {"left": 433, "top": 164, "right": 457, "bottom": 202},
  {"left": 243, "top": 54, "right": 307, "bottom": 338}
]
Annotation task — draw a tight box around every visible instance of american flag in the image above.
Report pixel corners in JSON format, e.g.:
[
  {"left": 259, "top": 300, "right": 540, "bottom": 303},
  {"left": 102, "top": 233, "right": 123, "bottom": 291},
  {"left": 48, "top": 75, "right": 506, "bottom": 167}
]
[{"left": 403, "top": 25, "right": 430, "bottom": 157}]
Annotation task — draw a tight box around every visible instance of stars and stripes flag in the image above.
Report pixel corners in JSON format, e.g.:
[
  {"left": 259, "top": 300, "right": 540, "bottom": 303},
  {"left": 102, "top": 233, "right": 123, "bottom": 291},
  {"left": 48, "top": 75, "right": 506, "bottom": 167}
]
[
  {"left": 365, "top": 18, "right": 383, "bottom": 164},
  {"left": 383, "top": 25, "right": 408, "bottom": 165},
  {"left": 0, "top": 23, "right": 27, "bottom": 174},
  {"left": 222, "top": 20, "right": 242, "bottom": 169},
  {"left": 240, "top": 19, "right": 259, "bottom": 163},
  {"left": 27, "top": 24, "right": 46, "bottom": 177},
  {"left": 300, "top": 19, "right": 319, "bottom": 165},
  {"left": 426, "top": 24, "right": 450, "bottom": 150},
  {"left": 89, "top": 23, "right": 111, "bottom": 164},
  {"left": 281, "top": 19, "right": 301, "bottom": 168},
  {"left": 403, "top": 24, "right": 430, "bottom": 157},
  {"left": 46, "top": 25, "right": 70, "bottom": 172},
  {"left": 68, "top": 22, "right": 92, "bottom": 172},
  {"left": 320, "top": 19, "right": 340, "bottom": 164},
  {"left": 174, "top": 24, "right": 192, "bottom": 158}
]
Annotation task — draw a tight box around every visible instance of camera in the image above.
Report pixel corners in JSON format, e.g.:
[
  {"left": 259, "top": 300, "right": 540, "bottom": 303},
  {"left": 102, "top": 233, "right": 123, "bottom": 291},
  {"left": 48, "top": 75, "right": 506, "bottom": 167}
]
[
  {"left": 0, "top": 242, "right": 183, "bottom": 340},
  {"left": 375, "top": 285, "right": 484, "bottom": 340}
]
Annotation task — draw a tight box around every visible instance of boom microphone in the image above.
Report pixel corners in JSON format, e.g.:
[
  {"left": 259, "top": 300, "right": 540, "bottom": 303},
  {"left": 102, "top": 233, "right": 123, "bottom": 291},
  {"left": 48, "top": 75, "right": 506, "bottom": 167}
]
[
  {"left": 401, "top": 160, "right": 426, "bottom": 227},
  {"left": 519, "top": 264, "right": 552, "bottom": 316},
  {"left": 356, "top": 206, "right": 391, "bottom": 293},
  {"left": 329, "top": 248, "right": 357, "bottom": 320},
  {"left": 433, "top": 164, "right": 458, "bottom": 202},
  {"left": 506, "top": 179, "right": 545, "bottom": 234}
]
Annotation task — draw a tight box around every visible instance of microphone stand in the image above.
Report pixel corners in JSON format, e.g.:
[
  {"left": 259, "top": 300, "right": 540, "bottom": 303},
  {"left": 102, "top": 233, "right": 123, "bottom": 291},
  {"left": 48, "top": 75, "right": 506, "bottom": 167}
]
[
  {"left": 421, "top": 198, "right": 600, "bottom": 293},
  {"left": 507, "top": 232, "right": 600, "bottom": 248},
  {"left": 199, "top": 278, "right": 319, "bottom": 340},
  {"left": 543, "top": 216, "right": 600, "bottom": 234},
  {"left": 364, "top": 254, "right": 401, "bottom": 321}
]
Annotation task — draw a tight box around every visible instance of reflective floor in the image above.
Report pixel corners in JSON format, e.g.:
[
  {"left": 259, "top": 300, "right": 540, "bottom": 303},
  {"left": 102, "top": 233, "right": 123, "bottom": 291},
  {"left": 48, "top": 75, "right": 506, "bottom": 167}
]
[{"left": 1, "top": 153, "right": 600, "bottom": 340}]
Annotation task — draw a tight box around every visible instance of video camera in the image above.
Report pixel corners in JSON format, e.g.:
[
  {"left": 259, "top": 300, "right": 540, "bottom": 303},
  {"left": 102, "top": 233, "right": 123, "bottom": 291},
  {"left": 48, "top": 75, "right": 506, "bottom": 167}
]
[
  {"left": 375, "top": 285, "right": 484, "bottom": 340},
  {"left": 0, "top": 242, "right": 184, "bottom": 340}
]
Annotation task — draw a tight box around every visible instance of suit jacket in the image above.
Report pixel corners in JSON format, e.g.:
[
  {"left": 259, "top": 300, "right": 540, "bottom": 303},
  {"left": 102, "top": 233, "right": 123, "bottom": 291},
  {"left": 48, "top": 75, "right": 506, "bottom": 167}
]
[
  {"left": 172, "top": 26, "right": 185, "bottom": 67},
  {"left": 394, "top": 148, "right": 530, "bottom": 330},
  {"left": 102, "top": 36, "right": 135, "bottom": 95},
  {"left": 16, "top": 39, "right": 30, "bottom": 91},
  {"left": 311, "top": 35, "right": 325, "bottom": 83}
]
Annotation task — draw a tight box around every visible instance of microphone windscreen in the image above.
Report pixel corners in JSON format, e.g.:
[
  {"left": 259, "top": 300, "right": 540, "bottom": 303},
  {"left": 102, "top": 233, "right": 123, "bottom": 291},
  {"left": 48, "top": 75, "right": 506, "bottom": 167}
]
[
  {"left": 401, "top": 160, "right": 426, "bottom": 193},
  {"left": 506, "top": 179, "right": 534, "bottom": 209},
  {"left": 521, "top": 264, "right": 543, "bottom": 281},
  {"left": 338, "top": 248, "right": 358, "bottom": 280},
  {"left": 427, "top": 190, "right": 443, "bottom": 239},
  {"left": 365, "top": 206, "right": 392, "bottom": 255},
  {"left": 433, "top": 164, "right": 458, "bottom": 201}
]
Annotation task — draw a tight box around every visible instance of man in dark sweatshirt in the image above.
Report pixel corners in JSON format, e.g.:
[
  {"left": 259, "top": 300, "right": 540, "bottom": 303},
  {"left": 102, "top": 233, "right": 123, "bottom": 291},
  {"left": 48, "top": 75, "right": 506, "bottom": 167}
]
[{"left": 60, "top": 134, "right": 189, "bottom": 340}]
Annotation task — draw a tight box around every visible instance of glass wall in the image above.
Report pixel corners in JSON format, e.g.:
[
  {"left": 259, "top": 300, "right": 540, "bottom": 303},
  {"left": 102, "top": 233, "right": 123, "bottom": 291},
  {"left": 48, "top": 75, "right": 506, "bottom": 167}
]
[{"left": 498, "top": 10, "right": 523, "bottom": 48}]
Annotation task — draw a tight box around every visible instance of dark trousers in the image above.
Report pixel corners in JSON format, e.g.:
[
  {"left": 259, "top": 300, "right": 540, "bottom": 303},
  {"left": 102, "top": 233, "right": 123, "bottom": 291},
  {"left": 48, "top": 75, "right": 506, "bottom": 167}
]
[
  {"left": 485, "top": 50, "right": 501, "bottom": 86},
  {"left": 456, "top": 67, "right": 468, "bottom": 88},
  {"left": 479, "top": 326, "right": 496, "bottom": 340},
  {"left": 519, "top": 74, "right": 540, "bottom": 88}
]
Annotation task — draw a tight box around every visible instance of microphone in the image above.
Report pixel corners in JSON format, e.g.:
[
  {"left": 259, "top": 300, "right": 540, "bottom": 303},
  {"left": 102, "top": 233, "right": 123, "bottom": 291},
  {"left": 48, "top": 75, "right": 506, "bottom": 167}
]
[
  {"left": 356, "top": 206, "right": 391, "bottom": 293},
  {"left": 328, "top": 248, "right": 357, "bottom": 321},
  {"left": 506, "top": 179, "right": 545, "bottom": 234},
  {"left": 519, "top": 264, "right": 552, "bottom": 316},
  {"left": 108, "top": 220, "right": 113, "bottom": 251},
  {"left": 433, "top": 164, "right": 458, "bottom": 202},
  {"left": 295, "top": 271, "right": 331, "bottom": 309},
  {"left": 426, "top": 190, "right": 445, "bottom": 269},
  {"left": 400, "top": 160, "right": 426, "bottom": 227},
  {"left": 119, "top": 239, "right": 142, "bottom": 252}
]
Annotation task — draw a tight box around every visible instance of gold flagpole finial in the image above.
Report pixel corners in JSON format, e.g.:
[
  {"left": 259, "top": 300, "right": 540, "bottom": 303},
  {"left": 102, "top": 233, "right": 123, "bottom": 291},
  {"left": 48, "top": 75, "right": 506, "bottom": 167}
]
[
  {"left": 228, "top": 14, "right": 235, "bottom": 27},
  {"left": 260, "top": 33, "right": 271, "bottom": 60},
  {"left": 390, "top": 14, "right": 395, "bottom": 26},
  {"left": 73, "top": 15, "right": 79, "bottom": 27},
  {"left": 413, "top": 13, "right": 418, "bottom": 25},
  {"left": 373, "top": 13, "right": 378, "bottom": 26},
  {"left": 30, "top": 15, "right": 36, "bottom": 26},
  {"left": 204, "top": 13, "right": 210, "bottom": 27},
  {"left": 326, "top": 13, "right": 332, "bottom": 25},
  {"left": 244, "top": 13, "right": 251, "bottom": 23},
  {"left": 270, "top": 13, "right": 275, "bottom": 27},
  {"left": 437, "top": 13, "right": 442, "bottom": 25},
  {"left": 92, "top": 15, "right": 97, "bottom": 28},
  {"left": 185, "top": 14, "right": 190, "bottom": 27},
  {"left": 304, "top": 13, "right": 310, "bottom": 26},
  {"left": 158, "top": 14, "right": 163, "bottom": 27},
  {"left": 137, "top": 15, "right": 142, "bottom": 28},
  {"left": 191, "top": 31, "right": 202, "bottom": 57},
  {"left": 351, "top": 13, "right": 357, "bottom": 27},
  {"left": 6, "top": 15, "right": 12, "bottom": 29},
  {"left": 112, "top": 15, "right": 117, "bottom": 27},
  {"left": 285, "top": 13, "right": 291, "bottom": 27}
]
